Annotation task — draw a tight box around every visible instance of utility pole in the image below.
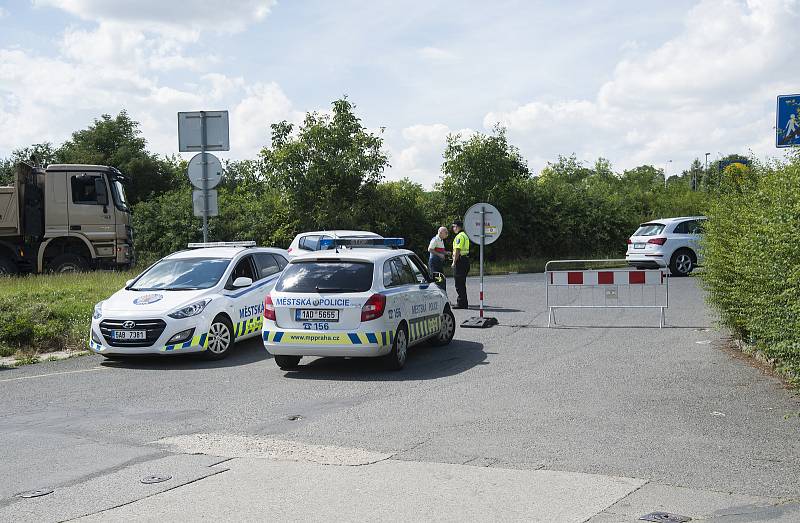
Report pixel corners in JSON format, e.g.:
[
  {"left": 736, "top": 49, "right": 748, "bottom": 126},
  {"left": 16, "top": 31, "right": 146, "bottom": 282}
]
[{"left": 663, "top": 159, "right": 673, "bottom": 189}]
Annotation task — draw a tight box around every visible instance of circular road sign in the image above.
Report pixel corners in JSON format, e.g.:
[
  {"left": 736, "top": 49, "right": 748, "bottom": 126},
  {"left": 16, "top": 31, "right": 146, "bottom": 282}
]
[
  {"left": 464, "top": 202, "right": 503, "bottom": 246},
  {"left": 187, "top": 153, "right": 223, "bottom": 190}
]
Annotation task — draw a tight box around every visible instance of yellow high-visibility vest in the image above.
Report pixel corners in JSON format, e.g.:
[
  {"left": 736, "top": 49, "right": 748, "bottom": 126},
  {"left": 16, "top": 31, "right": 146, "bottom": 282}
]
[{"left": 453, "top": 231, "right": 470, "bottom": 256}]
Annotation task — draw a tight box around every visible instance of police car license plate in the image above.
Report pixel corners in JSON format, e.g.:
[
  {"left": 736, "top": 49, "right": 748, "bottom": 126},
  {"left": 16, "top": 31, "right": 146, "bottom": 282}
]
[
  {"left": 634, "top": 243, "right": 645, "bottom": 249},
  {"left": 112, "top": 330, "right": 146, "bottom": 340},
  {"left": 295, "top": 309, "right": 339, "bottom": 322}
]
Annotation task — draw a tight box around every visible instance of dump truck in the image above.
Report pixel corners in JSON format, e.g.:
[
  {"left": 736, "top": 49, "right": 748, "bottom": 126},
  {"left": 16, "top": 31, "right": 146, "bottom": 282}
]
[{"left": 0, "top": 163, "right": 134, "bottom": 274}]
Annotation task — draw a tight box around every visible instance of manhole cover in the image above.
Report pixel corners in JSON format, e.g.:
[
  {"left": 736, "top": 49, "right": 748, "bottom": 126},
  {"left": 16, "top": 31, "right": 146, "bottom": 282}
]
[
  {"left": 639, "top": 512, "right": 691, "bottom": 523},
  {"left": 17, "top": 489, "right": 53, "bottom": 498},
  {"left": 140, "top": 475, "right": 172, "bottom": 484}
]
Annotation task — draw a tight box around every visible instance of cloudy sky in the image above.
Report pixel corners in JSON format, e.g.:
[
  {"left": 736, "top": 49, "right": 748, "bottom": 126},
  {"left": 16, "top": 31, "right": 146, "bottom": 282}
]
[{"left": 0, "top": 0, "right": 796, "bottom": 186}]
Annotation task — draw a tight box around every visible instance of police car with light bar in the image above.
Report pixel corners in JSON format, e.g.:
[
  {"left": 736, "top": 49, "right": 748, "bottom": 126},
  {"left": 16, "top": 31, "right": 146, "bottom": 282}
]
[
  {"left": 262, "top": 238, "right": 456, "bottom": 370},
  {"left": 89, "top": 242, "right": 289, "bottom": 360}
]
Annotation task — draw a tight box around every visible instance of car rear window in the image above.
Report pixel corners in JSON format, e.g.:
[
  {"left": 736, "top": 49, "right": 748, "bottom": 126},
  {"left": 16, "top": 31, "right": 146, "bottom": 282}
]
[
  {"left": 634, "top": 223, "right": 665, "bottom": 236},
  {"left": 275, "top": 261, "right": 374, "bottom": 293}
]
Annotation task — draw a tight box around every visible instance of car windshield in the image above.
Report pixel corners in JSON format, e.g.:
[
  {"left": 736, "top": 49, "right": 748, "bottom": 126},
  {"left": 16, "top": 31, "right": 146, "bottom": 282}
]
[
  {"left": 129, "top": 257, "right": 230, "bottom": 291},
  {"left": 634, "top": 223, "right": 665, "bottom": 236},
  {"left": 275, "top": 261, "right": 374, "bottom": 293}
]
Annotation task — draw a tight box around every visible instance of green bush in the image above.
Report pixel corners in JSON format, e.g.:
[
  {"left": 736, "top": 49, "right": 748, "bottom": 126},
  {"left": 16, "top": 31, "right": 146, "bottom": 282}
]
[{"left": 702, "top": 155, "right": 800, "bottom": 384}]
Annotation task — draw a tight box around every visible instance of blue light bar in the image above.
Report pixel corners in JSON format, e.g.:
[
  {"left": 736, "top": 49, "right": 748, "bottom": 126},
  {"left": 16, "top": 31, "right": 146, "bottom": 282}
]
[{"left": 318, "top": 237, "right": 405, "bottom": 249}]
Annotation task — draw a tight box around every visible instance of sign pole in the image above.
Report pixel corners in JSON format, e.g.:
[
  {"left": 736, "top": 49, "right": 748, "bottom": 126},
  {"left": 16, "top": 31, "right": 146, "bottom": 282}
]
[
  {"left": 479, "top": 205, "right": 485, "bottom": 319},
  {"left": 200, "top": 111, "right": 208, "bottom": 243}
]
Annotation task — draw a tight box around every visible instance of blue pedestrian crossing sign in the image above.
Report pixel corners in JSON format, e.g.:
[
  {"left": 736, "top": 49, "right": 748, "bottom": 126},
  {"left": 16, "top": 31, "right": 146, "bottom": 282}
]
[{"left": 776, "top": 94, "right": 800, "bottom": 147}]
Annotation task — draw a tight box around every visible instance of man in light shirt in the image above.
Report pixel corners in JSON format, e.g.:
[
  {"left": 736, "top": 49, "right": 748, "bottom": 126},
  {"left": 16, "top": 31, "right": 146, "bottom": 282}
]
[{"left": 428, "top": 226, "right": 449, "bottom": 290}]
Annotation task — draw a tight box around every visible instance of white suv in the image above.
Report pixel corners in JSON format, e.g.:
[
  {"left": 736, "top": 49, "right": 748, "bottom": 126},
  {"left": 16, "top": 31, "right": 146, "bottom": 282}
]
[{"left": 625, "top": 216, "right": 706, "bottom": 276}]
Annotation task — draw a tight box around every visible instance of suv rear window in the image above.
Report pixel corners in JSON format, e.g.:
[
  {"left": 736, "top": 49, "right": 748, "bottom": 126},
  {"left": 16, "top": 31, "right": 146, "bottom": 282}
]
[
  {"left": 634, "top": 223, "right": 665, "bottom": 236},
  {"left": 275, "top": 261, "right": 374, "bottom": 293}
]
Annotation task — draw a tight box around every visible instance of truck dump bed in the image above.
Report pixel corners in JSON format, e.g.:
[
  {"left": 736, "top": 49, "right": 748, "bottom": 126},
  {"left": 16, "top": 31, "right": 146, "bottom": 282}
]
[{"left": 0, "top": 185, "right": 20, "bottom": 236}]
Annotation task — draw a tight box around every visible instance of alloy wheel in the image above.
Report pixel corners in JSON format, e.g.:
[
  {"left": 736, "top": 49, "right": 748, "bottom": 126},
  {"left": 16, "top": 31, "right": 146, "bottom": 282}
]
[{"left": 207, "top": 322, "right": 231, "bottom": 354}]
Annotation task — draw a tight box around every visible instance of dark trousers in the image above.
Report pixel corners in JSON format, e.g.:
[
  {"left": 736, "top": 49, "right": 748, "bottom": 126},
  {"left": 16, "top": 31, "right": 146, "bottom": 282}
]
[
  {"left": 429, "top": 255, "right": 446, "bottom": 291},
  {"left": 454, "top": 256, "right": 470, "bottom": 307}
]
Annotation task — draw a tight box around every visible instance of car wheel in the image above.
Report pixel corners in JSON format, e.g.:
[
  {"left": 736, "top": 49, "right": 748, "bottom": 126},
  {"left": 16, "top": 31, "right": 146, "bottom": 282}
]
[
  {"left": 384, "top": 325, "right": 408, "bottom": 370},
  {"left": 0, "top": 256, "right": 18, "bottom": 276},
  {"left": 274, "top": 355, "right": 301, "bottom": 370},
  {"left": 669, "top": 249, "right": 695, "bottom": 277},
  {"left": 430, "top": 305, "right": 456, "bottom": 346},
  {"left": 203, "top": 316, "right": 233, "bottom": 360},
  {"left": 50, "top": 254, "right": 88, "bottom": 273}
]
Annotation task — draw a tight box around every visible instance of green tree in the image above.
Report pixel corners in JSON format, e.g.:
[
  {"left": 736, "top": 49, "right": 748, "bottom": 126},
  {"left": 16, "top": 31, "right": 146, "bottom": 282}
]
[
  {"left": 0, "top": 143, "right": 58, "bottom": 185},
  {"left": 261, "top": 98, "right": 388, "bottom": 231},
  {"left": 56, "top": 111, "right": 185, "bottom": 203}
]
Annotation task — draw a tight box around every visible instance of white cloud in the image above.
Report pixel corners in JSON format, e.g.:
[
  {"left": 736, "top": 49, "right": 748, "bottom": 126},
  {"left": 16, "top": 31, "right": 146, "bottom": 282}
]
[
  {"left": 232, "top": 82, "right": 303, "bottom": 156},
  {"left": 0, "top": 7, "right": 8, "bottom": 18},
  {"left": 388, "top": 123, "right": 474, "bottom": 187},
  {"left": 34, "top": 0, "right": 275, "bottom": 38},
  {"left": 418, "top": 46, "right": 459, "bottom": 64},
  {"left": 484, "top": 0, "right": 800, "bottom": 173}
]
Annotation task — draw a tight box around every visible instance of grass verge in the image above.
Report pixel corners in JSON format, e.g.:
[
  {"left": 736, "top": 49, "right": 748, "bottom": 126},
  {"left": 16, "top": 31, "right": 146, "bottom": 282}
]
[{"left": 0, "top": 270, "right": 135, "bottom": 358}]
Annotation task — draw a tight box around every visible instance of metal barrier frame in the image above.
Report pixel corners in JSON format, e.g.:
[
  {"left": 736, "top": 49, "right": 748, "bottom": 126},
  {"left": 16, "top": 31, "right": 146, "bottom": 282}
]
[{"left": 545, "top": 259, "right": 669, "bottom": 328}]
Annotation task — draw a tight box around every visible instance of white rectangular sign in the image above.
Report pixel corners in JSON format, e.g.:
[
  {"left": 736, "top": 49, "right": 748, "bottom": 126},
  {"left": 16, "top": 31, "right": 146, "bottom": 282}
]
[
  {"left": 178, "top": 111, "right": 230, "bottom": 152},
  {"left": 193, "top": 189, "right": 219, "bottom": 217}
]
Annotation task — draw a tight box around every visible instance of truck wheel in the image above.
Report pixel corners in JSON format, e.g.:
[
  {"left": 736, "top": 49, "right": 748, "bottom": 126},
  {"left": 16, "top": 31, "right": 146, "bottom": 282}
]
[
  {"left": 50, "top": 254, "right": 88, "bottom": 273},
  {"left": 0, "top": 257, "right": 18, "bottom": 276}
]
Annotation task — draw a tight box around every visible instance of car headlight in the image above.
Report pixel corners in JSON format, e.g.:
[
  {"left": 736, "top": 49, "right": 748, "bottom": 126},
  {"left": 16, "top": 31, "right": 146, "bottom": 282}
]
[
  {"left": 93, "top": 301, "right": 104, "bottom": 320},
  {"left": 168, "top": 298, "right": 212, "bottom": 319}
]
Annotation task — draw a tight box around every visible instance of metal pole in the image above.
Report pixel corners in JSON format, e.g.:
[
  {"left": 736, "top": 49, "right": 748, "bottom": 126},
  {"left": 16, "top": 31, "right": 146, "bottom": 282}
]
[
  {"left": 479, "top": 206, "right": 485, "bottom": 319},
  {"left": 200, "top": 111, "right": 209, "bottom": 243}
]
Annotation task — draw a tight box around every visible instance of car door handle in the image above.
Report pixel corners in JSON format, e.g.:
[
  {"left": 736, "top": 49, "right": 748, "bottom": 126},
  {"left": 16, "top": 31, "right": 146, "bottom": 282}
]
[{"left": 70, "top": 225, "right": 81, "bottom": 231}]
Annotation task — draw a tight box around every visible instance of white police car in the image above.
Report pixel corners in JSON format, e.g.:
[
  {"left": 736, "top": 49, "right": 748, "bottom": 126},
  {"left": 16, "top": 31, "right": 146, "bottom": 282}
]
[
  {"left": 263, "top": 238, "right": 456, "bottom": 371},
  {"left": 90, "top": 242, "right": 289, "bottom": 360}
]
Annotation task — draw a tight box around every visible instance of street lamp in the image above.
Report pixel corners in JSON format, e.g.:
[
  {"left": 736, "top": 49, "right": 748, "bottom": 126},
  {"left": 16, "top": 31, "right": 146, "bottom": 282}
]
[{"left": 663, "top": 159, "right": 673, "bottom": 189}]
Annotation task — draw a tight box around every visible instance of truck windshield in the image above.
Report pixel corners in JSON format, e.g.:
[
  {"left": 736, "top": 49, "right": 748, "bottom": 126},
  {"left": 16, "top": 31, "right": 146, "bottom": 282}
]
[
  {"left": 111, "top": 179, "right": 129, "bottom": 211},
  {"left": 129, "top": 257, "right": 230, "bottom": 291}
]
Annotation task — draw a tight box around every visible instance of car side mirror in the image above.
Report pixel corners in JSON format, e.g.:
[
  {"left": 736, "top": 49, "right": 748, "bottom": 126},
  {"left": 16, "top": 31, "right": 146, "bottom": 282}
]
[
  {"left": 233, "top": 277, "right": 253, "bottom": 288},
  {"left": 433, "top": 272, "right": 445, "bottom": 284},
  {"left": 95, "top": 178, "right": 109, "bottom": 206}
]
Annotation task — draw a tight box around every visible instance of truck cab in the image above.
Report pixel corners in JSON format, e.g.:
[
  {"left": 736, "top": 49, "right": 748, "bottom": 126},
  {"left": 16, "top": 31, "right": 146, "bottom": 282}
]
[{"left": 0, "top": 163, "right": 134, "bottom": 274}]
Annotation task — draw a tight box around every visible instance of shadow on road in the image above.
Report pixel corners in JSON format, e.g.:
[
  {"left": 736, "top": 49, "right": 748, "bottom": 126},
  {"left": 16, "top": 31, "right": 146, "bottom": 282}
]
[
  {"left": 98, "top": 337, "right": 269, "bottom": 371},
  {"left": 462, "top": 305, "right": 524, "bottom": 313},
  {"left": 281, "top": 339, "right": 487, "bottom": 382}
]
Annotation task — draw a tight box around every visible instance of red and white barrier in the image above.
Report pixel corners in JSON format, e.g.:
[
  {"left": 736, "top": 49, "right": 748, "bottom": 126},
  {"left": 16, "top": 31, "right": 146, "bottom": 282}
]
[
  {"left": 548, "top": 269, "right": 665, "bottom": 286},
  {"left": 545, "top": 260, "right": 669, "bottom": 328}
]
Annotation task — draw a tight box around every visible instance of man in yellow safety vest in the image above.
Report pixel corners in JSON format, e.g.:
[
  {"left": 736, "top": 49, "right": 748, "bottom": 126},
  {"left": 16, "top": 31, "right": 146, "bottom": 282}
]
[{"left": 451, "top": 220, "right": 471, "bottom": 309}]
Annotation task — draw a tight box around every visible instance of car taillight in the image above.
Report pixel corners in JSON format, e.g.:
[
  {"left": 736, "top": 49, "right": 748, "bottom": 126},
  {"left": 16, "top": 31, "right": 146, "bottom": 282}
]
[
  {"left": 264, "top": 295, "right": 276, "bottom": 321},
  {"left": 361, "top": 294, "right": 386, "bottom": 322},
  {"left": 648, "top": 237, "right": 667, "bottom": 245},
  {"left": 626, "top": 239, "right": 632, "bottom": 245}
]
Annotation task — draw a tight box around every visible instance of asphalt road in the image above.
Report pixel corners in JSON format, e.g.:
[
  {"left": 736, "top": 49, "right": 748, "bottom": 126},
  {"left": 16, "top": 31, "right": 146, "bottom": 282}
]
[{"left": 1, "top": 273, "right": 799, "bottom": 522}]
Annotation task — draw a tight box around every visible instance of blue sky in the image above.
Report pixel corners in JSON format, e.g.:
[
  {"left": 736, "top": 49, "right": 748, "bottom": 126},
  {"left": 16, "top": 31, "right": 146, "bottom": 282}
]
[{"left": 0, "top": 0, "right": 796, "bottom": 186}]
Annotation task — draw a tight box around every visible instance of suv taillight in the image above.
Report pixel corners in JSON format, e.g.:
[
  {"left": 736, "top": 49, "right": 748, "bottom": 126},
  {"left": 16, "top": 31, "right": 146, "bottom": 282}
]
[
  {"left": 361, "top": 294, "right": 386, "bottom": 322},
  {"left": 264, "top": 295, "right": 276, "bottom": 321},
  {"left": 626, "top": 238, "right": 632, "bottom": 245},
  {"left": 648, "top": 237, "right": 667, "bottom": 245}
]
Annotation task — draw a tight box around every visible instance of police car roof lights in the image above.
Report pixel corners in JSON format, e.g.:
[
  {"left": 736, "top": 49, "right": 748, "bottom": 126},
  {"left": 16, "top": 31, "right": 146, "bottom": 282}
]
[
  {"left": 318, "top": 237, "right": 405, "bottom": 250},
  {"left": 187, "top": 241, "right": 257, "bottom": 249}
]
